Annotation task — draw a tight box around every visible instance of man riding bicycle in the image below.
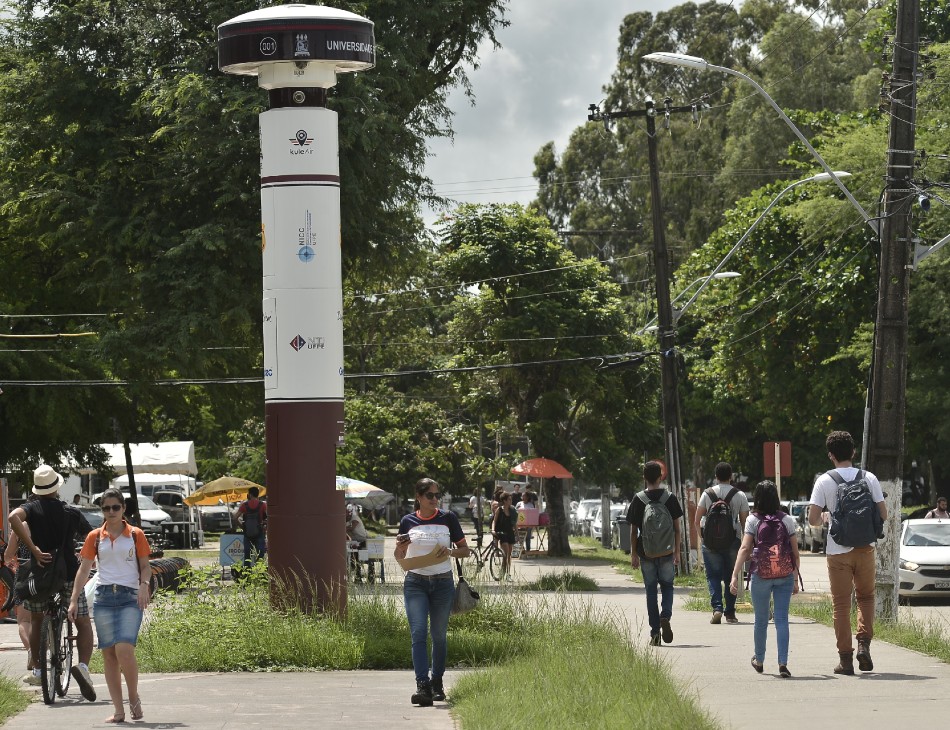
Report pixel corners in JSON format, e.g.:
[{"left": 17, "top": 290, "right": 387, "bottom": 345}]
[{"left": 8, "top": 465, "right": 96, "bottom": 700}]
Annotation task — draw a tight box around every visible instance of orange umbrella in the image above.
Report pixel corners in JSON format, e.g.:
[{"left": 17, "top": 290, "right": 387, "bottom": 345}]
[{"left": 510, "top": 457, "right": 573, "bottom": 479}]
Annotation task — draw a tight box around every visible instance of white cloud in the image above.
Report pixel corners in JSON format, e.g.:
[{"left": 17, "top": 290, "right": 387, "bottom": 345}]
[{"left": 423, "top": 0, "right": 683, "bottom": 224}]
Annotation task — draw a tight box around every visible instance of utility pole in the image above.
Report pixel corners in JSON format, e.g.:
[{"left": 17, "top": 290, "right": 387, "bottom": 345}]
[
  {"left": 588, "top": 97, "right": 697, "bottom": 572},
  {"left": 866, "top": 0, "right": 919, "bottom": 621}
]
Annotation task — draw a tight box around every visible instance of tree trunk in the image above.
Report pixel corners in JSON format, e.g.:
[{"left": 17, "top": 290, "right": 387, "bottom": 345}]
[{"left": 545, "top": 477, "right": 571, "bottom": 557}]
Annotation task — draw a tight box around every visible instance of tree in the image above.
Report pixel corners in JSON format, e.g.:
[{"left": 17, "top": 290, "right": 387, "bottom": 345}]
[
  {"left": 0, "top": 0, "right": 509, "bottom": 469},
  {"left": 435, "top": 204, "right": 659, "bottom": 555}
]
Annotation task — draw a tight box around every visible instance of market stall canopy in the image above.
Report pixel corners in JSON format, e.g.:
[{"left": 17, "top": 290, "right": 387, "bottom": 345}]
[
  {"left": 70, "top": 441, "right": 197, "bottom": 476},
  {"left": 184, "top": 476, "right": 266, "bottom": 506},
  {"left": 336, "top": 476, "right": 395, "bottom": 510},
  {"left": 510, "top": 457, "right": 573, "bottom": 479}
]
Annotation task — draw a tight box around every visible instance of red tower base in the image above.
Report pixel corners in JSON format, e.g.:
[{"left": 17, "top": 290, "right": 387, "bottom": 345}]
[{"left": 265, "top": 400, "right": 346, "bottom": 614}]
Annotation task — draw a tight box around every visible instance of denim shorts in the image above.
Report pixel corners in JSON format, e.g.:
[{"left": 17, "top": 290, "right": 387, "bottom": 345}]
[{"left": 93, "top": 584, "right": 143, "bottom": 648}]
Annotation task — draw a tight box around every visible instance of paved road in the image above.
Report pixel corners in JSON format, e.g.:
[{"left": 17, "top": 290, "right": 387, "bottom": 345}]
[{"left": 0, "top": 535, "right": 947, "bottom": 729}]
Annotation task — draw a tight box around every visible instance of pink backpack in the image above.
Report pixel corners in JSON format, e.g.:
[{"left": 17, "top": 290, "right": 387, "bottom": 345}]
[{"left": 751, "top": 514, "right": 795, "bottom": 580}]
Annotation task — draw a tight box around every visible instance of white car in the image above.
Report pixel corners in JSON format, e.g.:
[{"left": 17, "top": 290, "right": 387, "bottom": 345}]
[
  {"left": 591, "top": 504, "right": 626, "bottom": 543},
  {"left": 93, "top": 491, "right": 172, "bottom": 533},
  {"left": 573, "top": 499, "right": 601, "bottom": 536},
  {"left": 898, "top": 519, "right": 950, "bottom": 599}
]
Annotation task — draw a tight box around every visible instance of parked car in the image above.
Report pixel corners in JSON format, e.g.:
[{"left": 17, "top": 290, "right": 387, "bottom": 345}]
[
  {"left": 152, "top": 490, "right": 189, "bottom": 523},
  {"left": 798, "top": 506, "right": 828, "bottom": 553},
  {"left": 585, "top": 505, "right": 601, "bottom": 539},
  {"left": 200, "top": 505, "right": 234, "bottom": 532},
  {"left": 899, "top": 519, "right": 950, "bottom": 599},
  {"left": 76, "top": 505, "right": 104, "bottom": 531},
  {"left": 93, "top": 492, "right": 171, "bottom": 534},
  {"left": 573, "top": 499, "right": 600, "bottom": 536},
  {"left": 591, "top": 504, "right": 626, "bottom": 543}
]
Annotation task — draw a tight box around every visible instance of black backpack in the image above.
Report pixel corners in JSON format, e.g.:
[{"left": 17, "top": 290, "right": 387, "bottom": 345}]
[
  {"left": 827, "top": 470, "right": 884, "bottom": 547},
  {"left": 243, "top": 502, "right": 263, "bottom": 539},
  {"left": 702, "top": 486, "right": 739, "bottom": 552}
]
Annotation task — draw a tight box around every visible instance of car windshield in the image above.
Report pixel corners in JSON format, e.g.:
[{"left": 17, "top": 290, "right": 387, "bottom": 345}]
[
  {"left": 137, "top": 495, "right": 160, "bottom": 510},
  {"left": 902, "top": 522, "right": 950, "bottom": 547}
]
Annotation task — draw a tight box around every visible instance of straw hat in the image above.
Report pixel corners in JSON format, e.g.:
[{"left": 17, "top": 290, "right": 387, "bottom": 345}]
[{"left": 33, "top": 465, "right": 64, "bottom": 496}]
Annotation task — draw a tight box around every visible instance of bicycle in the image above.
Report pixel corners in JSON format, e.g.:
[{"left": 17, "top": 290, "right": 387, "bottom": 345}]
[
  {"left": 463, "top": 533, "right": 504, "bottom": 582},
  {"left": 39, "top": 590, "right": 76, "bottom": 705}
]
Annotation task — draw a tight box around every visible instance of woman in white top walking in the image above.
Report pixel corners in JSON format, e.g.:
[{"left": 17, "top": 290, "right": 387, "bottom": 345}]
[{"left": 69, "top": 488, "right": 152, "bottom": 723}]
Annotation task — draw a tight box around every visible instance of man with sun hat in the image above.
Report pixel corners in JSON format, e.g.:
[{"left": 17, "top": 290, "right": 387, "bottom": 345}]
[{"left": 8, "top": 465, "right": 96, "bottom": 700}]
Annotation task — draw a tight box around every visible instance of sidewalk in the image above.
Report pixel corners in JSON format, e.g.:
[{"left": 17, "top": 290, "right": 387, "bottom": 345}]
[{"left": 0, "top": 543, "right": 946, "bottom": 728}]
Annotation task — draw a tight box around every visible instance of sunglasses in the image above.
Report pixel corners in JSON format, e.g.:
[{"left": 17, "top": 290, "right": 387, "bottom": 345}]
[
  {"left": 423, "top": 492, "right": 441, "bottom": 500},
  {"left": 101, "top": 504, "right": 123, "bottom": 513}
]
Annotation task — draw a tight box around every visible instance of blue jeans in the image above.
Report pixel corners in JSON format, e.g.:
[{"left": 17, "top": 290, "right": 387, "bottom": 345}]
[
  {"left": 403, "top": 572, "right": 456, "bottom": 682},
  {"left": 243, "top": 533, "right": 267, "bottom": 568},
  {"left": 640, "top": 554, "right": 675, "bottom": 636},
  {"left": 750, "top": 573, "right": 795, "bottom": 664},
  {"left": 702, "top": 541, "right": 739, "bottom": 614}
]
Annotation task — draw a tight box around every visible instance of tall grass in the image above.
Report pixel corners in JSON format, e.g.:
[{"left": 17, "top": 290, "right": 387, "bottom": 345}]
[{"left": 0, "top": 675, "right": 30, "bottom": 723}]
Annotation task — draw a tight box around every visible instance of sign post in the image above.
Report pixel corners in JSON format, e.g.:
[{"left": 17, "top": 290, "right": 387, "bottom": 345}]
[{"left": 763, "top": 441, "right": 792, "bottom": 500}]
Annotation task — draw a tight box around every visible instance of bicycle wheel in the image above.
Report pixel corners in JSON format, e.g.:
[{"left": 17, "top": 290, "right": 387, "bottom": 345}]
[
  {"left": 488, "top": 544, "right": 504, "bottom": 581},
  {"left": 39, "top": 615, "right": 58, "bottom": 704},
  {"left": 56, "top": 614, "right": 74, "bottom": 697},
  {"left": 461, "top": 552, "right": 481, "bottom": 582}
]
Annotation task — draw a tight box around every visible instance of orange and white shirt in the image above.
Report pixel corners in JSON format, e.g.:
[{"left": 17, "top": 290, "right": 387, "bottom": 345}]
[{"left": 79, "top": 522, "right": 150, "bottom": 589}]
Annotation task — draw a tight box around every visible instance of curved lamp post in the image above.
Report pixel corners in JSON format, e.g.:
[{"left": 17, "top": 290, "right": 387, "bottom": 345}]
[
  {"left": 642, "top": 52, "right": 877, "bottom": 234},
  {"left": 637, "top": 272, "right": 740, "bottom": 334},
  {"left": 677, "top": 172, "right": 851, "bottom": 316}
]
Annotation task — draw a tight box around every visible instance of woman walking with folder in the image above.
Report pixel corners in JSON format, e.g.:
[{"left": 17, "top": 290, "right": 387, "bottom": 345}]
[{"left": 394, "top": 478, "right": 470, "bottom": 707}]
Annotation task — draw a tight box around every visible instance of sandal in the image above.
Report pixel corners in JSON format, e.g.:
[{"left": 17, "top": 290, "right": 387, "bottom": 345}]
[
  {"left": 751, "top": 656, "right": 764, "bottom": 673},
  {"left": 105, "top": 712, "right": 126, "bottom": 723},
  {"left": 129, "top": 697, "right": 143, "bottom": 720}
]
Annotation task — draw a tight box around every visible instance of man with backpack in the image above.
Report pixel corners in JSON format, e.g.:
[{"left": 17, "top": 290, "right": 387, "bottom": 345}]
[
  {"left": 809, "top": 430, "right": 887, "bottom": 675},
  {"left": 627, "top": 461, "right": 683, "bottom": 646},
  {"left": 236, "top": 486, "right": 268, "bottom": 571},
  {"left": 695, "top": 462, "right": 749, "bottom": 624}
]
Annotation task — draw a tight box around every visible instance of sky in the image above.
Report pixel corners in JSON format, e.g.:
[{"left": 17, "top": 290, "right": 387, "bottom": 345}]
[{"left": 423, "top": 0, "right": 683, "bottom": 226}]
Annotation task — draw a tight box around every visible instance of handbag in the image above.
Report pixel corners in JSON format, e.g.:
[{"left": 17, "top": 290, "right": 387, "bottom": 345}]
[{"left": 451, "top": 558, "right": 480, "bottom": 615}]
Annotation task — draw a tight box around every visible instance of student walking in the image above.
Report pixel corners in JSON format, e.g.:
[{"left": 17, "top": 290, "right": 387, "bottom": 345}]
[
  {"left": 69, "top": 487, "right": 152, "bottom": 723},
  {"left": 394, "top": 478, "right": 470, "bottom": 706},
  {"left": 809, "top": 430, "right": 886, "bottom": 674},
  {"left": 627, "top": 461, "right": 683, "bottom": 646},
  {"left": 695, "top": 461, "right": 749, "bottom": 624},
  {"left": 731, "top": 480, "right": 800, "bottom": 677},
  {"left": 925, "top": 496, "right": 948, "bottom": 519}
]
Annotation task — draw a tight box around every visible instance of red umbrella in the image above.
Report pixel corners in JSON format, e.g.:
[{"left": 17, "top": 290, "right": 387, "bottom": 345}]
[{"left": 510, "top": 457, "right": 573, "bottom": 479}]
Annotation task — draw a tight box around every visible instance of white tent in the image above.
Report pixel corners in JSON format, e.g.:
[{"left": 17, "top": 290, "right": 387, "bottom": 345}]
[{"left": 72, "top": 441, "right": 197, "bottom": 476}]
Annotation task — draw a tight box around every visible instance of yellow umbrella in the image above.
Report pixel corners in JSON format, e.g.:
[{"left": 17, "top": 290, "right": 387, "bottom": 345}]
[{"left": 184, "top": 476, "right": 266, "bottom": 506}]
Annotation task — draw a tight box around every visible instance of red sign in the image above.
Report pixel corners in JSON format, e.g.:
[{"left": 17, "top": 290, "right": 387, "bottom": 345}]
[{"left": 763, "top": 441, "right": 792, "bottom": 477}]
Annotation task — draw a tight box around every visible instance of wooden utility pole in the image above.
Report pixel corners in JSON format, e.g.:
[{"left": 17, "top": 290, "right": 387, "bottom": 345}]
[
  {"left": 587, "top": 97, "right": 697, "bottom": 571},
  {"left": 866, "top": 0, "right": 919, "bottom": 621}
]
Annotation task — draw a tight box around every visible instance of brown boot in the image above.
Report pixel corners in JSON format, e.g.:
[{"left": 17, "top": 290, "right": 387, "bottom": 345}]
[
  {"left": 834, "top": 651, "right": 855, "bottom": 675},
  {"left": 856, "top": 640, "right": 873, "bottom": 672}
]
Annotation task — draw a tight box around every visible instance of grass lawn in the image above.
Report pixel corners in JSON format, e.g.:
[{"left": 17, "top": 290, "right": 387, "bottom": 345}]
[{"left": 128, "top": 563, "right": 720, "bottom": 729}]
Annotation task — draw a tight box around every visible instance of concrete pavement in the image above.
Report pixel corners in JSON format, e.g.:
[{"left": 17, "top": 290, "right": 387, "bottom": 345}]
[{"left": 0, "top": 540, "right": 947, "bottom": 729}]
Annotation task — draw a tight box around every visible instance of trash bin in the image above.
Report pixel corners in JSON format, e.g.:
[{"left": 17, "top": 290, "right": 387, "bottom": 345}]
[{"left": 616, "top": 516, "right": 630, "bottom": 554}]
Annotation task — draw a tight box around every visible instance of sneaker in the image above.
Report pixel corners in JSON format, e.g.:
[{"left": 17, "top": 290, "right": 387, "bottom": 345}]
[
  {"left": 660, "top": 618, "right": 673, "bottom": 644},
  {"left": 72, "top": 664, "right": 97, "bottom": 702},
  {"left": 430, "top": 677, "right": 445, "bottom": 701},
  {"left": 23, "top": 671, "right": 41, "bottom": 686},
  {"left": 649, "top": 633, "right": 661, "bottom": 647},
  {"left": 724, "top": 613, "right": 739, "bottom": 624},
  {"left": 411, "top": 679, "right": 434, "bottom": 707},
  {"left": 710, "top": 610, "right": 722, "bottom": 624}
]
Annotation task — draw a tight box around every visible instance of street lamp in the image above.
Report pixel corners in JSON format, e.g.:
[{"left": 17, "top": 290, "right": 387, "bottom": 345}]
[
  {"left": 642, "top": 52, "right": 877, "bottom": 234},
  {"left": 677, "top": 172, "right": 851, "bottom": 316},
  {"left": 637, "top": 272, "right": 740, "bottom": 334}
]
